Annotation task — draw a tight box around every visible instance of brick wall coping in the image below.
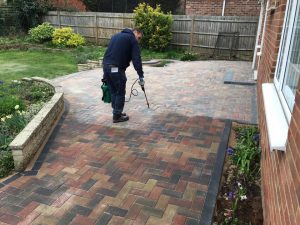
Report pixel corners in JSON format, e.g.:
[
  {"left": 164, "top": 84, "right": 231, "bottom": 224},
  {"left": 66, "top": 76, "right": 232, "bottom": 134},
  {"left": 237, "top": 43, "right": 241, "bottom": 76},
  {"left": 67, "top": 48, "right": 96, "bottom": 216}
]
[{"left": 9, "top": 77, "right": 64, "bottom": 171}]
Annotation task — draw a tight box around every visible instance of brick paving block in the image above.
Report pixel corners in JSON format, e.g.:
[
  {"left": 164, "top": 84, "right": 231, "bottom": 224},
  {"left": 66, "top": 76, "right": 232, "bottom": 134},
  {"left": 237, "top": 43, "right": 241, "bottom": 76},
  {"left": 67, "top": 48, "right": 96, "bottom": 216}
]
[
  {"left": 52, "top": 192, "right": 73, "bottom": 208},
  {"left": 177, "top": 208, "right": 200, "bottom": 220},
  {"left": 185, "top": 218, "right": 199, "bottom": 225},
  {"left": 142, "top": 206, "right": 164, "bottom": 218},
  {"left": 133, "top": 211, "right": 149, "bottom": 225},
  {"left": 175, "top": 180, "right": 188, "bottom": 193},
  {"left": 155, "top": 195, "right": 169, "bottom": 211},
  {"left": 169, "top": 198, "right": 192, "bottom": 208},
  {"left": 71, "top": 214, "right": 95, "bottom": 225},
  {"left": 135, "top": 197, "right": 156, "bottom": 207},
  {"left": 87, "top": 193, "right": 104, "bottom": 208},
  {"left": 17, "top": 201, "right": 39, "bottom": 218},
  {"left": 71, "top": 205, "right": 92, "bottom": 216},
  {"left": 106, "top": 206, "right": 128, "bottom": 217},
  {"left": 162, "top": 189, "right": 183, "bottom": 199},
  {"left": 161, "top": 204, "right": 178, "bottom": 223},
  {"left": 17, "top": 211, "right": 40, "bottom": 225},
  {"left": 107, "top": 215, "right": 126, "bottom": 225},
  {"left": 0, "top": 213, "right": 21, "bottom": 225},
  {"left": 57, "top": 211, "right": 77, "bottom": 225},
  {"left": 126, "top": 204, "right": 143, "bottom": 220},
  {"left": 148, "top": 186, "right": 163, "bottom": 201},
  {"left": 97, "top": 188, "right": 118, "bottom": 197},
  {"left": 172, "top": 214, "right": 186, "bottom": 225},
  {"left": 129, "top": 189, "right": 149, "bottom": 198},
  {"left": 80, "top": 178, "right": 97, "bottom": 191},
  {"left": 95, "top": 212, "right": 112, "bottom": 225},
  {"left": 34, "top": 204, "right": 58, "bottom": 216},
  {"left": 31, "top": 215, "right": 59, "bottom": 225}
]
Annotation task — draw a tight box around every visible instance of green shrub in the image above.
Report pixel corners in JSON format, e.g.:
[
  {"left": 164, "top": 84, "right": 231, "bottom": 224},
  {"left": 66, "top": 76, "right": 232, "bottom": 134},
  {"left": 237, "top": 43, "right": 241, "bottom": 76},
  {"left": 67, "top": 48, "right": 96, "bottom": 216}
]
[
  {"left": 52, "top": 27, "right": 85, "bottom": 47},
  {"left": 134, "top": 3, "right": 173, "bottom": 51},
  {"left": 0, "top": 96, "right": 25, "bottom": 118},
  {"left": 13, "top": 0, "right": 51, "bottom": 32},
  {"left": 0, "top": 150, "right": 14, "bottom": 178},
  {"left": 180, "top": 52, "right": 198, "bottom": 61},
  {"left": 28, "top": 22, "right": 54, "bottom": 43},
  {"left": 67, "top": 33, "right": 85, "bottom": 47}
]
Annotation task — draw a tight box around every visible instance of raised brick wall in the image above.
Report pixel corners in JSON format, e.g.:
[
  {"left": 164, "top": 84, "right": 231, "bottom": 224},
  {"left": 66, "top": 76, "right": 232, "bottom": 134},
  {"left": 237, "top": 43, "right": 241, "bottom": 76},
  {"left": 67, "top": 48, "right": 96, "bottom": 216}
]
[
  {"left": 185, "top": 0, "right": 260, "bottom": 16},
  {"left": 9, "top": 78, "right": 64, "bottom": 171},
  {"left": 257, "top": 1, "right": 300, "bottom": 224}
]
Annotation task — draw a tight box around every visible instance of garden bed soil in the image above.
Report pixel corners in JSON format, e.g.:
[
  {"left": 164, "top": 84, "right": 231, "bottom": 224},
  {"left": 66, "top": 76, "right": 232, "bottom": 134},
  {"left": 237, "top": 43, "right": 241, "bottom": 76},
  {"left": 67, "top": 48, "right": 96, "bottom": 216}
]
[{"left": 213, "top": 122, "right": 264, "bottom": 225}]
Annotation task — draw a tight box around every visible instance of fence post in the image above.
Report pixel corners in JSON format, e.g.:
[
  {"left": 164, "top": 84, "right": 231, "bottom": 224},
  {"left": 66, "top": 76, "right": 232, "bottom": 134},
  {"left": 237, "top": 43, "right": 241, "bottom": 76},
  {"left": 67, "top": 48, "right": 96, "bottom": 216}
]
[
  {"left": 189, "top": 16, "right": 195, "bottom": 52},
  {"left": 94, "top": 14, "right": 98, "bottom": 44},
  {"left": 57, "top": 11, "right": 61, "bottom": 28}
]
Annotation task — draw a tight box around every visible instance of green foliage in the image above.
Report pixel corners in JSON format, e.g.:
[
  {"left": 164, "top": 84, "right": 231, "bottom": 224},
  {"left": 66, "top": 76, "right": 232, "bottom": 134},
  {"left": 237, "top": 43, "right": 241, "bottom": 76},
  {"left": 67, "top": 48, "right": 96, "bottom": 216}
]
[
  {"left": 0, "top": 150, "right": 14, "bottom": 178},
  {"left": 66, "top": 33, "right": 86, "bottom": 47},
  {"left": 180, "top": 52, "right": 198, "bottom": 61},
  {"left": 75, "top": 45, "right": 106, "bottom": 63},
  {"left": 0, "top": 96, "right": 25, "bottom": 118},
  {"left": 134, "top": 3, "right": 173, "bottom": 51},
  {"left": 28, "top": 22, "right": 54, "bottom": 43},
  {"left": 233, "top": 126, "right": 260, "bottom": 180},
  {"left": 13, "top": 0, "right": 52, "bottom": 32},
  {"left": 52, "top": 27, "right": 85, "bottom": 47}
]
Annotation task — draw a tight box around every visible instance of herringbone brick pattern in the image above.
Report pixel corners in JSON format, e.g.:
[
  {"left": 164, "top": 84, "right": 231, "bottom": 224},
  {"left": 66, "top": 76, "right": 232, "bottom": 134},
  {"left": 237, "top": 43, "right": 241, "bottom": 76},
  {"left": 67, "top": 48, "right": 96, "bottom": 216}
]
[
  {"left": 0, "top": 114, "right": 225, "bottom": 225},
  {"left": 0, "top": 61, "right": 256, "bottom": 224}
]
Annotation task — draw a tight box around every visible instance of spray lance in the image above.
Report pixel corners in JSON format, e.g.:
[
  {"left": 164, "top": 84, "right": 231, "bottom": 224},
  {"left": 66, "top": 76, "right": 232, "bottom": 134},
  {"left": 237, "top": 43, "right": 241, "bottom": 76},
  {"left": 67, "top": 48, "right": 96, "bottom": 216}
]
[{"left": 138, "top": 78, "right": 150, "bottom": 108}]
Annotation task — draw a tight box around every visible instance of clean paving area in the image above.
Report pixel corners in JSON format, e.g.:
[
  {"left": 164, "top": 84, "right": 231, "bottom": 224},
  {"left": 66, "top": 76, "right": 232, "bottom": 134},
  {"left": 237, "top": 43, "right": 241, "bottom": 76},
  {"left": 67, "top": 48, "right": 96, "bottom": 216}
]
[{"left": 0, "top": 60, "right": 257, "bottom": 225}]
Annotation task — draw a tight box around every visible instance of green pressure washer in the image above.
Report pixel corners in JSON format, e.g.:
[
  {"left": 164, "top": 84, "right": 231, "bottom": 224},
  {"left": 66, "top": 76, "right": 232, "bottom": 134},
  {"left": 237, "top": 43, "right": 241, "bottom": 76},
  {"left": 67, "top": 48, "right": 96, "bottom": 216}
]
[
  {"left": 101, "top": 78, "right": 149, "bottom": 108},
  {"left": 101, "top": 79, "right": 111, "bottom": 103}
]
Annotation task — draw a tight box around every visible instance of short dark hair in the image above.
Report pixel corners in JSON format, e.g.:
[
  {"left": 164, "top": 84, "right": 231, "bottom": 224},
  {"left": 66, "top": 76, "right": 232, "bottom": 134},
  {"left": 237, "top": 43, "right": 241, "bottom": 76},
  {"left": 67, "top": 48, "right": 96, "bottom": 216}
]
[{"left": 132, "top": 28, "right": 143, "bottom": 36}]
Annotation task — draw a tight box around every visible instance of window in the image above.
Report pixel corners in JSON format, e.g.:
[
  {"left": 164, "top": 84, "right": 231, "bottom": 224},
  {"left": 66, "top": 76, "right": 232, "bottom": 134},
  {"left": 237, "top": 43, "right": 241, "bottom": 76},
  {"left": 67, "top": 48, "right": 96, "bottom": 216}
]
[{"left": 274, "top": 0, "right": 300, "bottom": 121}]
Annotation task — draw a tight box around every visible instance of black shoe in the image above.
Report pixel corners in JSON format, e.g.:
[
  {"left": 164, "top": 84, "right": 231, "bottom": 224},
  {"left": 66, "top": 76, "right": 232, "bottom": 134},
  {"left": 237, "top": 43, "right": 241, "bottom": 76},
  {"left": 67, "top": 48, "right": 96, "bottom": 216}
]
[
  {"left": 113, "top": 115, "right": 129, "bottom": 123},
  {"left": 121, "top": 112, "right": 126, "bottom": 116}
]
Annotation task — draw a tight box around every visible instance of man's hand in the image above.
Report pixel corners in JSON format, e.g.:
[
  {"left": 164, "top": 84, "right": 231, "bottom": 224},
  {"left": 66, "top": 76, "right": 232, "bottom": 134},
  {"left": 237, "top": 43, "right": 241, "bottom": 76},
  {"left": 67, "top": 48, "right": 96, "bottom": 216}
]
[{"left": 138, "top": 78, "right": 145, "bottom": 86}]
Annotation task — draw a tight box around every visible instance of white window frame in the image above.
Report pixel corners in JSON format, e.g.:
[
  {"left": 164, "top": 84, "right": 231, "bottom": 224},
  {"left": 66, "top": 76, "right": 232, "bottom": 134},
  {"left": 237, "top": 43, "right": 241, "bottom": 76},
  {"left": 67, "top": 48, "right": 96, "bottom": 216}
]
[{"left": 274, "top": 0, "right": 299, "bottom": 122}]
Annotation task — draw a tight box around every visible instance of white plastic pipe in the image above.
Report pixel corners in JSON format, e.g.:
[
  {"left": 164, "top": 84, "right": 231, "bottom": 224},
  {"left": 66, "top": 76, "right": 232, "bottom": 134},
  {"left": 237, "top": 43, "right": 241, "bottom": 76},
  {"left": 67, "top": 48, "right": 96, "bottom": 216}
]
[
  {"left": 252, "top": 0, "right": 265, "bottom": 69},
  {"left": 222, "top": 0, "right": 226, "bottom": 16}
]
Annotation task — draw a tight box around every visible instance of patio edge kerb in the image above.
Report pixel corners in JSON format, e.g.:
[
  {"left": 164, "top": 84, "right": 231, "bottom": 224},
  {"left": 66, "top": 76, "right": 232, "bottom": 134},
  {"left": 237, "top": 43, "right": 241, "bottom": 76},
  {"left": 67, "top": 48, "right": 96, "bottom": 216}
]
[
  {"left": 199, "top": 119, "right": 232, "bottom": 225},
  {"left": 9, "top": 77, "right": 64, "bottom": 171}
]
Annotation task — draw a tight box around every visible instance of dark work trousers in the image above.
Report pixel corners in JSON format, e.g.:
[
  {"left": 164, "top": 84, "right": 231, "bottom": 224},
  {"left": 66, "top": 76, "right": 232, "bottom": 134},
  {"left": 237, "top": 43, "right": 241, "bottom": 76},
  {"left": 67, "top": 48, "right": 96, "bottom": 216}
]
[{"left": 103, "top": 65, "right": 127, "bottom": 116}]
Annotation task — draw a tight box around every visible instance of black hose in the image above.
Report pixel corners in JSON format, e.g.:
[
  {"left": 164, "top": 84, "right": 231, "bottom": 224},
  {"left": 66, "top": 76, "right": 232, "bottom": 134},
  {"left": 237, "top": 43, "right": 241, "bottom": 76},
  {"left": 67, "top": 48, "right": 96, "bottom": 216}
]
[{"left": 125, "top": 78, "right": 139, "bottom": 102}]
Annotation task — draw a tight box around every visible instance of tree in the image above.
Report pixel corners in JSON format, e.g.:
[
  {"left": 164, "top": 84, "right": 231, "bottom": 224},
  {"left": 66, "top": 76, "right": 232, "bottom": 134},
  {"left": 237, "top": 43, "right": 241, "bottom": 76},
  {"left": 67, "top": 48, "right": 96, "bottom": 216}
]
[{"left": 14, "top": 0, "right": 51, "bottom": 31}]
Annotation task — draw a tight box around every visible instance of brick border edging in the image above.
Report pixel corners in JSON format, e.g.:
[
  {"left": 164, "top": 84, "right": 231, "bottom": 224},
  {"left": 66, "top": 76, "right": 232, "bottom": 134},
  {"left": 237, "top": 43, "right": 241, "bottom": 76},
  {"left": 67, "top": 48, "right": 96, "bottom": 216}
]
[
  {"left": 199, "top": 119, "right": 232, "bottom": 225},
  {"left": 8, "top": 77, "right": 64, "bottom": 171}
]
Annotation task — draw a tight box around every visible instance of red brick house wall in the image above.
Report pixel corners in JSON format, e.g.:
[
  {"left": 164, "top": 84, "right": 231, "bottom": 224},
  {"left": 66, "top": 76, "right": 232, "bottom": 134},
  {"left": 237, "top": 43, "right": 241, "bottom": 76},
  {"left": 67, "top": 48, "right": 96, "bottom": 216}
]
[
  {"left": 185, "top": 0, "right": 260, "bottom": 16},
  {"left": 51, "top": 0, "right": 86, "bottom": 11},
  {"left": 257, "top": 0, "right": 300, "bottom": 224}
]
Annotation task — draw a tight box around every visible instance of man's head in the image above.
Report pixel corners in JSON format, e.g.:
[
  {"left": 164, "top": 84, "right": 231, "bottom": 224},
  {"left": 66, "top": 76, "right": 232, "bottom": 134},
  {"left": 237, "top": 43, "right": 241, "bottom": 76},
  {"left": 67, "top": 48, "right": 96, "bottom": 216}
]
[{"left": 132, "top": 28, "right": 143, "bottom": 42}]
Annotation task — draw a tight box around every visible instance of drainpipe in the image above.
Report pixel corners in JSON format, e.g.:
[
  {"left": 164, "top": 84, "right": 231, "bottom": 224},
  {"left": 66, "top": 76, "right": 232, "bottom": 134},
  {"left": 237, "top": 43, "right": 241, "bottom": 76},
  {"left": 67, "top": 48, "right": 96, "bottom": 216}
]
[
  {"left": 252, "top": 0, "right": 265, "bottom": 69},
  {"left": 222, "top": 0, "right": 226, "bottom": 16}
]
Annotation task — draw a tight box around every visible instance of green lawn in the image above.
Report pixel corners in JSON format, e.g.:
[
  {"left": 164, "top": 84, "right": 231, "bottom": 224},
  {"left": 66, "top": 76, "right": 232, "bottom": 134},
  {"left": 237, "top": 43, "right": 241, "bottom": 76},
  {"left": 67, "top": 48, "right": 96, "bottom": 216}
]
[{"left": 0, "top": 49, "right": 78, "bottom": 82}]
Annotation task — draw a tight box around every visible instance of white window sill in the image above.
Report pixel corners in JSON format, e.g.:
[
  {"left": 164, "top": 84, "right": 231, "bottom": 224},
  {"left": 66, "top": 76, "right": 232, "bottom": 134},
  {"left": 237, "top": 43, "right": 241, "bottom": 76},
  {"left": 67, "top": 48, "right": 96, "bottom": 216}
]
[{"left": 262, "top": 83, "right": 289, "bottom": 151}]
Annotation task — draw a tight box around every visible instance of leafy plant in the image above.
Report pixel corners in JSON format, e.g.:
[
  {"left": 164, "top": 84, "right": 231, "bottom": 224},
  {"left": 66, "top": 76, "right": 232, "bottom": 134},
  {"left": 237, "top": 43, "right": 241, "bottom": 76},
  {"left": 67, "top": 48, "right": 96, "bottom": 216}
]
[
  {"left": 134, "top": 3, "right": 173, "bottom": 51},
  {"left": 52, "top": 27, "right": 85, "bottom": 47},
  {"left": 0, "top": 96, "right": 25, "bottom": 118},
  {"left": 233, "top": 126, "right": 260, "bottom": 179},
  {"left": 28, "top": 22, "right": 54, "bottom": 43},
  {"left": 0, "top": 150, "right": 14, "bottom": 178},
  {"left": 180, "top": 52, "right": 198, "bottom": 61}
]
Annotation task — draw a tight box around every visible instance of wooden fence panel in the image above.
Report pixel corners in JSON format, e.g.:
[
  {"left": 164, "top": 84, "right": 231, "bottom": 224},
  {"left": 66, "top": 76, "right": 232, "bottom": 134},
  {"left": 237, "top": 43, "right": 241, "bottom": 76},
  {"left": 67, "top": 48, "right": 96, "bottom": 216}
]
[{"left": 43, "top": 12, "right": 258, "bottom": 51}]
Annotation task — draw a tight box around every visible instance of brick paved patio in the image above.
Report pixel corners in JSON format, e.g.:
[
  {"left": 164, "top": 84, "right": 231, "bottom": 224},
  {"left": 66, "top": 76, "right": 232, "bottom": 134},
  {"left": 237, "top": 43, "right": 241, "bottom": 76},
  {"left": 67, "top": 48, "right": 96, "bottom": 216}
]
[{"left": 0, "top": 61, "right": 257, "bottom": 225}]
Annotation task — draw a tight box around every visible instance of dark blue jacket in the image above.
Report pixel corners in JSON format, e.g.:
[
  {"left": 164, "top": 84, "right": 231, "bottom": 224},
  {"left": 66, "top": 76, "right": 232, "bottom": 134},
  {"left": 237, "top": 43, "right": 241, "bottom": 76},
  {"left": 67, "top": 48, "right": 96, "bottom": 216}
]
[{"left": 103, "top": 28, "right": 144, "bottom": 78}]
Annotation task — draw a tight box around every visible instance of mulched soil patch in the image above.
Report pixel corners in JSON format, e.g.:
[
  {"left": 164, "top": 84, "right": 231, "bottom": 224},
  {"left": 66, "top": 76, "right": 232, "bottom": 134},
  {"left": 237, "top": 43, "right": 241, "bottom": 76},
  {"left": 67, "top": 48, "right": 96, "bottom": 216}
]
[{"left": 213, "top": 122, "right": 263, "bottom": 225}]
